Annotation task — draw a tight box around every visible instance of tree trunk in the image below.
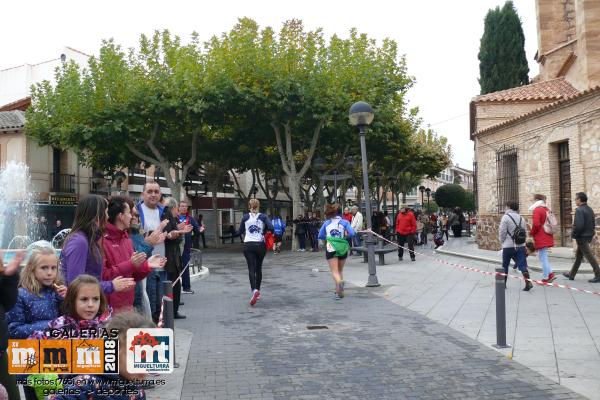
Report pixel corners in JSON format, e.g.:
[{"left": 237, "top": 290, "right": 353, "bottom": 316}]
[
  {"left": 211, "top": 182, "right": 221, "bottom": 249},
  {"left": 288, "top": 175, "right": 303, "bottom": 251}
]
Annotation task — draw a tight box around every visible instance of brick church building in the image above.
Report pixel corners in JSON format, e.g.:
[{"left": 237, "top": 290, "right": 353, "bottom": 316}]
[{"left": 471, "top": 0, "right": 600, "bottom": 253}]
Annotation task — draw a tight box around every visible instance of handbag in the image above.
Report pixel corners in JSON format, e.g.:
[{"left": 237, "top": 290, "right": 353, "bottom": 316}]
[{"left": 264, "top": 231, "right": 275, "bottom": 250}]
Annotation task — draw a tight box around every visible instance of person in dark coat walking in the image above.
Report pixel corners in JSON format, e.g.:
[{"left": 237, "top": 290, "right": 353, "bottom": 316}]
[
  {"left": 564, "top": 192, "right": 600, "bottom": 282},
  {"left": 0, "top": 251, "right": 25, "bottom": 400},
  {"left": 293, "top": 215, "right": 308, "bottom": 251}
]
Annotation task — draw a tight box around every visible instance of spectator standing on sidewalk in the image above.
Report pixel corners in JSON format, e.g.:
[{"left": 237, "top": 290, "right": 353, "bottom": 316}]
[
  {"left": 529, "top": 194, "right": 556, "bottom": 283},
  {"left": 448, "top": 207, "right": 464, "bottom": 237},
  {"left": 499, "top": 201, "right": 533, "bottom": 291},
  {"left": 564, "top": 192, "right": 600, "bottom": 282},
  {"left": 308, "top": 213, "right": 321, "bottom": 252},
  {"left": 294, "top": 215, "right": 307, "bottom": 251},
  {"left": 395, "top": 205, "right": 416, "bottom": 261},
  {"left": 178, "top": 200, "right": 200, "bottom": 294},
  {"left": 196, "top": 214, "right": 207, "bottom": 249},
  {"left": 350, "top": 206, "right": 363, "bottom": 256},
  {"left": 439, "top": 214, "right": 449, "bottom": 240}
]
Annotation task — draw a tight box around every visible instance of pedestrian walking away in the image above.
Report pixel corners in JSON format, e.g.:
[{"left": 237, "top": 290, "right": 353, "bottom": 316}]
[
  {"left": 395, "top": 205, "right": 417, "bottom": 261},
  {"left": 529, "top": 194, "right": 556, "bottom": 283},
  {"left": 272, "top": 215, "right": 286, "bottom": 254},
  {"left": 308, "top": 214, "right": 321, "bottom": 252},
  {"left": 318, "top": 203, "right": 355, "bottom": 300},
  {"left": 238, "top": 199, "right": 274, "bottom": 306},
  {"left": 499, "top": 201, "right": 533, "bottom": 291},
  {"left": 293, "top": 215, "right": 308, "bottom": 251},
  {"left": 564, "top": 192, "right": 600, "bottom": 282}
]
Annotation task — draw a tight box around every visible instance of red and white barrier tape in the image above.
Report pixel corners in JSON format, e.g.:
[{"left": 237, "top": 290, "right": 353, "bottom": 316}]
[{"left": 357, "top": 229, "right": 600, "bottom": 297}]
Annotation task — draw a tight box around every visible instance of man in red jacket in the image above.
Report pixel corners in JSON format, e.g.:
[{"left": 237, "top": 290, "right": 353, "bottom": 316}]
[
  {"left": 102, "top": 196, "right": 166, "bottom": 312},
  {"left": 529, "top": 194, "right": 556, "bottom": 283},
  {"left": 395, "top": 205, "right": 417, "bottom": 261}
]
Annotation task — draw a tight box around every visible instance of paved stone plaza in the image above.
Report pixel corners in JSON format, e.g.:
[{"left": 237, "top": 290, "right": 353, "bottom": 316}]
[{"left": 154, "top": 247, "right": 589, "bottom": 400}]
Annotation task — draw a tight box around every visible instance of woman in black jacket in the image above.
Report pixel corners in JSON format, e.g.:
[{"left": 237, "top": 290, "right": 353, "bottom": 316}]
[
  {"left": 162, "top": 198, "right": 192, "bottom": 319},
  {"left": 0, "top": 251, "right": 25, "bottom": 400}
]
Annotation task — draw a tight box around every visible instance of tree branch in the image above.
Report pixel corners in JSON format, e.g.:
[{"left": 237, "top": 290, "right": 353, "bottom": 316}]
[
  {"left": 271, "top": 121, "right": 292, "bottom": 176},
  {"left": 126, "top": 143, "right": 160, "bottom": 167},
  {"left": 298, "top": 118, "right": 324, "bottom": 177},
  {"left": 284, "top": 121, "right": 296, "bottom": 174},
  {"left": 146, "top": 123, "right": 166, "bottom": 164}
]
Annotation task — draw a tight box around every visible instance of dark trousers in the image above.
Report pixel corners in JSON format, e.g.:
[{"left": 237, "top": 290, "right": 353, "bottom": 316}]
[
  {"left": 167, "top": 270, "right": 182, "bottom": 314},
  {"left": 570, "top": 238, "right": 600, "bottom": 277},
  {"left": 244, "top": 242, "right": 266, "bottom": 291},
  {"left": 502, "top": 246, "right": 528, "bottom": 274},
  {"left": 297, "top": 233, "right": 306, "bottom": 250},
  {"left": 0, "top": 351, "right": 20, "bottom": 400},
  {"left": 451, "top": 225, "right": 462, "bottom": 237},
  {"left": 181, "top": 248, "right": 192, "bottom": 291},
  {"left": 200, "top": 232, "right": 207, "bottom": 248},
  {"left": 311, "top": 232, "right": 319, "bottom": 250},
  {"left": 397, "top": 234, "right": 415, "bottom": 260},
  {"left": 442, "top": 229, "right": 449, "bottom": 240}
]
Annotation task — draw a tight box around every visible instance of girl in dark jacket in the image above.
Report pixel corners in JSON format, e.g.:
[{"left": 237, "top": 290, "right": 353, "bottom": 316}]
[
  {"left": 162, "top": 198, "right": 192, "bottom": 319},
  {"left": 7, "top": 245, "right": 67, "bottom": 339}
]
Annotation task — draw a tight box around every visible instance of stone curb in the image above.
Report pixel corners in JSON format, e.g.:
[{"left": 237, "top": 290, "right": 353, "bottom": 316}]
[
  {"left": 150, "top": 328, "right": 193, "bottom": 400},
  {"left": 435, "top": 247, "right": 594, "bottom": 274},
  {"left": 189, "top": 266, "right": 210, "bottom": 281}
]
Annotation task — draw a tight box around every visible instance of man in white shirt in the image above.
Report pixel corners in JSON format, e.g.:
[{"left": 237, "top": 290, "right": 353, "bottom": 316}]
[
  {"left": 138, "top": 181, "right": 169, "bottom": 323},
  {"left": 350, "top": 206, "right": 363, "bottom": 256}
]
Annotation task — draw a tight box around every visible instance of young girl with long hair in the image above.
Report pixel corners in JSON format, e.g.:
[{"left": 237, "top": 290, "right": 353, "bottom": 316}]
[
  {"left": 6, "top": 245, "right": 67, "bottom": 339},
  {"left": 319, "top": 203, "right": 355, "bottom": 300},
  {"left": 60, "top": 195, "right": 134, "bottom": 295},
  {"left": 32, "top": 274, "right": 111, "bottom": 339}
]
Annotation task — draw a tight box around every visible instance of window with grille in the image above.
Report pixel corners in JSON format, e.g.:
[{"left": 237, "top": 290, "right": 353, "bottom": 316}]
[
  {"left": 496, "top": 145, "right": 518, "bottom": 213},
  {"left": 473, "top": 161, "right": 478, "bottom": 212}
]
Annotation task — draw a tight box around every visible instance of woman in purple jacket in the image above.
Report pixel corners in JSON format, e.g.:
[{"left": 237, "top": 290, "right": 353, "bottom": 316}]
[{"left": 60, "top": 195, "right": 134, "bottom": 295}]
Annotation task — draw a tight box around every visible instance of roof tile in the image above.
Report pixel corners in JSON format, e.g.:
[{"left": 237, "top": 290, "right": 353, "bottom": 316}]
[
  {"left": 0, "top": 111, "right": 26, "bottom": 131},
  {"left": 473, "top": 78, "right": 579, "bottom": 102}
]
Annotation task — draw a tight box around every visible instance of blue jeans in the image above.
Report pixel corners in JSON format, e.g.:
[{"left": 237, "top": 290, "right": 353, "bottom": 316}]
[
  {"left": 538, "top": 247, "right": 552, "bottom": 278},
  {"left": 181, "top": 248, "right": 191, "bottom": 291},
  {"left": 502, "top": 247, "right": 528, "bottom": 274},
  {"left": 146, "top": 269, "right": 168, "bottom": 322}
]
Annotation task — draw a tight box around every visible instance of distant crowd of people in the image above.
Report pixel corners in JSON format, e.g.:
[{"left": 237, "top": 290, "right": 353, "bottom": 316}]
[{"left": 27, "top": 217, "right": 67, "bottom": 243}]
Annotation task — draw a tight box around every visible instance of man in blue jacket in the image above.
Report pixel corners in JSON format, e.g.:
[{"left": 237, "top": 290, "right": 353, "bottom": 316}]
[{"left": 272, "top": 215, "right": 286, "bottom": 254}]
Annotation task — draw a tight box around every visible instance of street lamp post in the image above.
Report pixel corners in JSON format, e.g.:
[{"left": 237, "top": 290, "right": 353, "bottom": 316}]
[
  {"left": 425, "top": 187, "right": 431, "bottom": 214},
  {"left": 349, "top": 101, "right": 380, "bottom": 287},
  {"left": 388, "top": 177, "right": 396, "bottom": 225}
]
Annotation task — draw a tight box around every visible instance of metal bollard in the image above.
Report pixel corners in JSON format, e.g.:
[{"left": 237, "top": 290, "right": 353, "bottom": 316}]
[
  {"left": 162, "top": 296, "right": 179, "bottom": 368},
  {"left": 162, "top": 280, "right": 173, "bottom": 299},
  {"left": 493, "top": 267, "right": 511, "bottom": 349}
]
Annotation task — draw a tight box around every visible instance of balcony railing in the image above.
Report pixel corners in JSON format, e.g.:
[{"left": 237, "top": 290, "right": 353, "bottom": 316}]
[
  {"left": 50, "top": 174, "right": 76, "bottom": 193},
  {"left": 89, "top": 178, "right": 109, "bottom": 195}
]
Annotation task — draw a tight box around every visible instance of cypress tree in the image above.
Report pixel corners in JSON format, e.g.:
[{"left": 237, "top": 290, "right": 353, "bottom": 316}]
[{"left": 478, "top": 1, "right": 529, "bottom": 94}]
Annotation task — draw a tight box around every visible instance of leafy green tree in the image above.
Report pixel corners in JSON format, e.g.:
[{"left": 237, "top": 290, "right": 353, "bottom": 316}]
[
  {"left": 435, "top": 184, "right": 466, "bottom": 209},
  {"left": 204, "top": 18, "right": 415, "bottom": 224},
  {"left": 478, "top": 1, "right": 529, "bottom": 94},
  {"left": 462, "top": 191, "right": 476, "bottom": 212},
  {"left": 26, "top": 31, "right": 206, "bottom": 200}
]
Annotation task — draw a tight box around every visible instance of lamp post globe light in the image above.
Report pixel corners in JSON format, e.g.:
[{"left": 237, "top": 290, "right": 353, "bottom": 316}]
[
  {"left": 425, "top": 187, "right": 431, "bottom": 213},
  {"left": 419, "top": 185, "right": 425, "bottom": 211},
  {"left": 349, "top": 101, "right": 380, "bottom": 287}
]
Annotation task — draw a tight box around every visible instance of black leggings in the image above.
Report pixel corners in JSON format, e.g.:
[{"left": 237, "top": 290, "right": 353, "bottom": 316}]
[{"left": 244, "top": 242, "right": 266, "bottom": 291}]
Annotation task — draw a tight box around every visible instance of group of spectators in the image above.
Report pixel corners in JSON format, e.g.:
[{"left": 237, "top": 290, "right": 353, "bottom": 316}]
[{"left": 0, "top": 180, "right": 208, "bottom": 399}]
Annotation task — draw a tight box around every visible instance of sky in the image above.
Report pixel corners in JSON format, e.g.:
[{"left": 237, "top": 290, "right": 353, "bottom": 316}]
[{"left": 0, "top": 0, "right": 539, "bottom": 170}]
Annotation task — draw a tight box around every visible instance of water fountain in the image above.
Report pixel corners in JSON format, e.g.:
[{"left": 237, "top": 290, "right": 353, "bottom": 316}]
[{"left": 0, "top": 161, "right": 62, "bottom": 265}]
